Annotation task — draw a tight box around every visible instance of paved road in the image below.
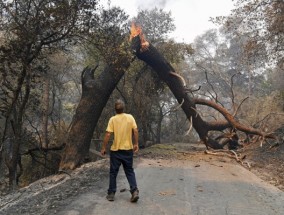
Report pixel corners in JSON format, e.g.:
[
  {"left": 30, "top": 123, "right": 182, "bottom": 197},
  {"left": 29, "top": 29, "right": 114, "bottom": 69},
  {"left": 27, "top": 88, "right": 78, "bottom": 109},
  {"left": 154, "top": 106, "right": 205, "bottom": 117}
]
[{"left": 58, "top": 158, "right": 284, "bottom": 215}]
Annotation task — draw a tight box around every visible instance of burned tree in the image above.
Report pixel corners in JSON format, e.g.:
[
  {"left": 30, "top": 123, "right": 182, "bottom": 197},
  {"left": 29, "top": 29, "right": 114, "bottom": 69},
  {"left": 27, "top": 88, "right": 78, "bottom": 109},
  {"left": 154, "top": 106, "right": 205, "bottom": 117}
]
[
  {"left": 129, "top": 23, "right": 274, "bottom": 149},
  {"left": 59, "top": 6, "right": 132, "bottom": 170},
  {"left": 0, "top": 0, "right": 100, "bottom": 188},
  {"left": 59, "top": 65, "right": 128, "bottom": 170}
]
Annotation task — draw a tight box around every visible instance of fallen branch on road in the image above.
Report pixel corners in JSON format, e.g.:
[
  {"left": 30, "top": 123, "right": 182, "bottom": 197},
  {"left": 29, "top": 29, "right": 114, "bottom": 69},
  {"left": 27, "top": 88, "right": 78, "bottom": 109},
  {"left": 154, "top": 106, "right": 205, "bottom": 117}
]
[{"left": 204, "top": 150, "right": 251, "bottom": 169}]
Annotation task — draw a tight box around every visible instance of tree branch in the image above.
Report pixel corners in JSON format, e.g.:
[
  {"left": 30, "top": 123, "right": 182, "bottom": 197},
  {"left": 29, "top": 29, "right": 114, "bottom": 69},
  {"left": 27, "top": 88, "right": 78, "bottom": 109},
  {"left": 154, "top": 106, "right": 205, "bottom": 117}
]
[{"left": 194, "top": 97, "right": 275, "bottom": 138}]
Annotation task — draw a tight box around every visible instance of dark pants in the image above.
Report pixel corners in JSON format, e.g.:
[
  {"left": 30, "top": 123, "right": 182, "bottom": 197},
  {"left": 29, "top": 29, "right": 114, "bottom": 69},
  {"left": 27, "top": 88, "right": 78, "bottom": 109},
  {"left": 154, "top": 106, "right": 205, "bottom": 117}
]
[{"left": 108, "top": 150, "right": 138, "bottom": 194}]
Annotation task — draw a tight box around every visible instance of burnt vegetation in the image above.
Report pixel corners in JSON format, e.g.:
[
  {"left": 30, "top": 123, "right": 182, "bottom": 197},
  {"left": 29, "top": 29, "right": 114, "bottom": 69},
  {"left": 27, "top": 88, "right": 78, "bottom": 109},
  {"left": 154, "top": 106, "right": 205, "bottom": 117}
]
[{"left": 0, "top": 0, "right": 283, "bottom": 193}]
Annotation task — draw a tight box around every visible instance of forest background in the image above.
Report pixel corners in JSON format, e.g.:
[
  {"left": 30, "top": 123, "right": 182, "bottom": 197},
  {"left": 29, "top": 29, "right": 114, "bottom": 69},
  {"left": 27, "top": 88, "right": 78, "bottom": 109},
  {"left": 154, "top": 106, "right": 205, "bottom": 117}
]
[{"left": 0, "top": 0, "right": 283, "bottom": 192}]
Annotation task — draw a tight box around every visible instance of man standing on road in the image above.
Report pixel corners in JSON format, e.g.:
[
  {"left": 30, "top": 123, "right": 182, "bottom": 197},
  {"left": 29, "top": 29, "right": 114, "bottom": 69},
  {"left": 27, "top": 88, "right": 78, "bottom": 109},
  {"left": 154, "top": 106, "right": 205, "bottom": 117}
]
[{"left": 101, "top": 99, "right": 139, "bottom": 202}]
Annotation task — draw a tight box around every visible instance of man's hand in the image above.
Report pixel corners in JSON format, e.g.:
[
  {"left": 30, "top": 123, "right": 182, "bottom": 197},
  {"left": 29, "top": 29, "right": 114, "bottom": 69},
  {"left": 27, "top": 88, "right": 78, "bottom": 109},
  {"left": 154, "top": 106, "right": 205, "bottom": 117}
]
[
  {"left": 101, "top": 132, "right": 111, "bottom": 156},
  {"left": 101, "top": 148, "right": 106, "bottom": 156},
  {"left": 133, "top": 144, "right": 139, "bottom": 153},
  {"left": 133, "top": 128, "right": 139, "bottom": 153}
]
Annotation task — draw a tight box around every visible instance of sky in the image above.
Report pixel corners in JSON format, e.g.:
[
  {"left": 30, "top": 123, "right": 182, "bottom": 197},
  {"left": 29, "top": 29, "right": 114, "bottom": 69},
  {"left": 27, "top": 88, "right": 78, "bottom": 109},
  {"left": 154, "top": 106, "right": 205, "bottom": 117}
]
[{"left": 105, "top": 0, "right": 235, "bottom": 43}]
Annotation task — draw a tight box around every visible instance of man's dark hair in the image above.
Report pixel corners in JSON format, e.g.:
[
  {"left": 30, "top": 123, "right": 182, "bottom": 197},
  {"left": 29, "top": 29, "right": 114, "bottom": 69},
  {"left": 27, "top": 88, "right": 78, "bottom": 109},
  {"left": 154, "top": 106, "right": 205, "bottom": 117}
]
[{"left": 115, "top": 99, "right": 125, "bottom": 114}]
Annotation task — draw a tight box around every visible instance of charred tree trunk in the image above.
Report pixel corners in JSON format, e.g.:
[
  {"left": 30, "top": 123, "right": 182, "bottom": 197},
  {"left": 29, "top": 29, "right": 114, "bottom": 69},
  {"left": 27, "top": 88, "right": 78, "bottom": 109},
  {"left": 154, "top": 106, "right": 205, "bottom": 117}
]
[
  {"left": 131, "top": 37, "right": 225, "bottom": 148},
  {"left": 59, "top": 65, "right": 126, "bottom": 170},
  {"left": 41, "top": 76, "right": 50, "bottom": 149},
  {"left": 3, "top": 129, "right": 18, "bottom": 189},
  {"left": 131, "top": 35, "right": 273, "bottom": 148},
  {"left": 3, "top": 107, "right": 24, "bottom": 189},
  {"left": 156, "top": 105, "right": 163, "bottom": 144},
  {"left": 2, "top": 70, "right": 31, "bottom": 189}
]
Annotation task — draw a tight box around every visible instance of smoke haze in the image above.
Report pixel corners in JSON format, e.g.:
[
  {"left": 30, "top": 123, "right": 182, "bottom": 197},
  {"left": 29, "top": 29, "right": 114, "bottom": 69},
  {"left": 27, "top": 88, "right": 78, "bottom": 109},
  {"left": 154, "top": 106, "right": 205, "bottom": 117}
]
[{"left": 135, "top": 0, "right": 174, "bottom": 10}]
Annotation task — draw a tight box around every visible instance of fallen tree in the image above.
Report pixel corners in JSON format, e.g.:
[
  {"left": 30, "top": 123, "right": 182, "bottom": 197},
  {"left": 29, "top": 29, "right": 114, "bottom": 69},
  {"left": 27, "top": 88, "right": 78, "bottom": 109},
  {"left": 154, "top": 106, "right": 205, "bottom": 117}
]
[{"left": 129, "top": 23, "right": 275, "bottom": 149}]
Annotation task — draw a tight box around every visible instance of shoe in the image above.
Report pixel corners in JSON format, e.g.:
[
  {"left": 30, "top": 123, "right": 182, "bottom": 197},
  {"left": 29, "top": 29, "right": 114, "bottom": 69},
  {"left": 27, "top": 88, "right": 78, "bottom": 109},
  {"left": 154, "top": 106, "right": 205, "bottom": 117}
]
[
  {"left": 130, "top": 190, "right": 139, "bottom": 202},
  {"left": 106, "top": 192, "right": 115, "bottom": 201}
]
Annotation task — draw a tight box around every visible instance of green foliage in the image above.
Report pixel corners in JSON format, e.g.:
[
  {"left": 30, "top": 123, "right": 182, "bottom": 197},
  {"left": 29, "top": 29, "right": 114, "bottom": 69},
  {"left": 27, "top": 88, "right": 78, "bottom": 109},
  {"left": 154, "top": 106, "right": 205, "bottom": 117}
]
[
  {"left": 0, "top": 0, "right": 102, "bottom": 187},
  {"left": 85, "top": 6, "right": 131, "bottom": 67},
  {"left": 157, "top": 40, "right": 194, "bottom": 64},
  {"left": 213, "top": 0, "right": 284, "bottom": 66},
  {"left": 133, "top": 7, "right": 176, "bottom": 43},
  {"left": 0, "top": 0, "right": 100, "bottom": 126}
]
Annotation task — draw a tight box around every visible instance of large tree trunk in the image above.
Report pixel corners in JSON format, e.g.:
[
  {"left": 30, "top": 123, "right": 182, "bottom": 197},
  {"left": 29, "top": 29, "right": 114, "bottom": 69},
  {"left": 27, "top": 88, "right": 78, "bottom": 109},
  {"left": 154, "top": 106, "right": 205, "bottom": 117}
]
[
  {"left": 59, "top": 65, "right": 126, "bottom": 170},
  {"left": 131, "top": 37, "right": 225, "bottom": 148},
  {"left": 156, "top": 105, "right": 163, "bottom": 144},
  {"left": 131, "top": 35, "right": 273, "bottom": 148}
]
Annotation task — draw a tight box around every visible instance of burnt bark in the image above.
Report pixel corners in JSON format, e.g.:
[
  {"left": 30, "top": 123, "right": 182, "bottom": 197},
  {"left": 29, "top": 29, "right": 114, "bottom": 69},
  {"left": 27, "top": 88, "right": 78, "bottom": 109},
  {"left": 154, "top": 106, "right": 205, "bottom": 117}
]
[
  {"left": 59, "top": 65, "right": 126, "bottom": 170},
  {"left": 131, "top": 36, "right": 272, "bottom": 148},
  {"left": 131, "top": 37, "right": 224, "bottom": 148},
  {"left": 41, "top": 76, "right": 50, "bottom": 149},
  {"left": 3, "top": 114, "right": 21, "bottom": 189},
  {"left": 2, "top": 70, "right": 31, "bottom": 189}
]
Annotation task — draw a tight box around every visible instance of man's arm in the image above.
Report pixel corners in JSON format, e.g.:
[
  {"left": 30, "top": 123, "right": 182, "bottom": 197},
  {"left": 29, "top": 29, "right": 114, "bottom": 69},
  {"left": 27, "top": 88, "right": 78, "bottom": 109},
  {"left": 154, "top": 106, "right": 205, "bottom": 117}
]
[
  {"left": 101, "top": 131, "right": 111, "bottom": 156},
  {"left": 133, "top": 128, "right": 139, "bottom": 153}
]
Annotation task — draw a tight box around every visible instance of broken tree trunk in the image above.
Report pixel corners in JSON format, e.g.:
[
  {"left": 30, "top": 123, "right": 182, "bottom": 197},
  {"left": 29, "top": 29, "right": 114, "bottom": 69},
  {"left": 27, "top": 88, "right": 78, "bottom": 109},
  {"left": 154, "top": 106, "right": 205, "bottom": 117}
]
[
  {"left": 59, "top": 65, "right": 126, "bottom": 170},
  {"left": 131, "top": 36, "right": 225, "bottom": 149},
  {"left": 130, "top": 29, "right": 273, "bottom": 148}
]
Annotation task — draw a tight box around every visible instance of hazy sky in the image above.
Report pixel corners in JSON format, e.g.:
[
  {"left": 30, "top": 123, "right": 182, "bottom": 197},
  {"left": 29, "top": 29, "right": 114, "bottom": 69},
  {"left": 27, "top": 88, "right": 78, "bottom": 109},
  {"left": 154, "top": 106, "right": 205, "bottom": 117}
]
[{"left": 106, "top": 0, "right": 234, "bottom": 43}]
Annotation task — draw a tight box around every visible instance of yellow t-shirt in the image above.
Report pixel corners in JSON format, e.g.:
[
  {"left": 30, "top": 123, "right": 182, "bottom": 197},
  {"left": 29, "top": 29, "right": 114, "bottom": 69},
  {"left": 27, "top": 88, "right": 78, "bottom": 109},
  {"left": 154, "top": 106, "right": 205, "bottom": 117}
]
[{"left": 106, "top": 113, "right": 137, "bottom": 151}]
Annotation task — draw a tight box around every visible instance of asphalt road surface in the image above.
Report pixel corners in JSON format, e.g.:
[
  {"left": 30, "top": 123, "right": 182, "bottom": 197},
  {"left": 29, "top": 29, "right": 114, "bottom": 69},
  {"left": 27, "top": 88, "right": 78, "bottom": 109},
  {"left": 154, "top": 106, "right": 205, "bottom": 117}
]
[{"left": 57, "top": 158, "right": 284, "bottom": 215}]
